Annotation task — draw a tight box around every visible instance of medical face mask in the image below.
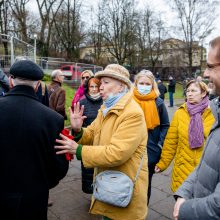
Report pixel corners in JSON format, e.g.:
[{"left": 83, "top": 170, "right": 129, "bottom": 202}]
[{"left": 137, "top": 84, "right": 152, "bottom": 95}]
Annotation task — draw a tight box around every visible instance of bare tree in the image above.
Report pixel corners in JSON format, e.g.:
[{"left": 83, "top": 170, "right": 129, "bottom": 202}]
[
  {"left": 0, "top": 0, "right": 10, "bottom": 56},
  {"left": 8, "top": 0, "right": 30, "bottom": 42},
  {"left": 87, "top": 2, "right": 105, "bottom": 65},
  {"left": 136, "top": 8, "right": 167, "bottom": 73},
  {"left": 100, "top": 0, "right": 137, "bottom": 65},
  {"left": 171, "top": 0, "right": 217, "bottom": 75},
  {"left": 52, "top": 0, "right": 84, "bottom": 61},
  {"left": 36, "top": 0, "right": 64, "bottom": 57}
]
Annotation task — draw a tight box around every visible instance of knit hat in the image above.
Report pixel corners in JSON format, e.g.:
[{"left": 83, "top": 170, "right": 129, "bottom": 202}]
[{"left": 95, "top": 64, "right": 131, "bottom": 89}]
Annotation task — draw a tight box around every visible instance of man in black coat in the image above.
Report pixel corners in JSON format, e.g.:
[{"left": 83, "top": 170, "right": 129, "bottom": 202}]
[
  {"left": 0, "top": 60, "right": 69, "bottom": 220},
  {"left": 168, "top": 76, "right": 176, "bottom": 107}
]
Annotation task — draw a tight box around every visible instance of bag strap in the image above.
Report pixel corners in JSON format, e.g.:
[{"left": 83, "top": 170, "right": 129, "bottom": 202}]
[
  {"left": 41, "top": 81, "right": 46, "bottom": 96},
  {"left": 133, "top": 152, "right": 145, "bottom": 185}
]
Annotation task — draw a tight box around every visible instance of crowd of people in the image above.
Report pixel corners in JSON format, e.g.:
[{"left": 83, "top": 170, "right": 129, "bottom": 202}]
[{"left": 1, "top": 36, "right": 220, "bottom": 220}]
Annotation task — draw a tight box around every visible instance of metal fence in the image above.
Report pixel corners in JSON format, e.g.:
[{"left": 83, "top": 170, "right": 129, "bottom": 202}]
[
  {"left": 37, "top": 59, "right": 103, "bottom": 87},
  {"left": 0, "top": 34, "right": 103, "bottom": 88},
  {"left": 0, "top": 34, "right": 35, "bottom": 73}
]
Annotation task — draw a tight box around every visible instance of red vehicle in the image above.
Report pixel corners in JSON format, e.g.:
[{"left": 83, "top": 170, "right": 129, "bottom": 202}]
[{"left": 61, "top": 65, "right": 84, "bottom": 80}]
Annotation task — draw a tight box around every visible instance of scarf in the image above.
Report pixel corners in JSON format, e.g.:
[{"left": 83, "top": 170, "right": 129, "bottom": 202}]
[
  {"left": 186, "top": 96, "right": 209, "bottom": 149},
  {"left": 102, "top": 91, "right": 127, "bottom": 117},
  {"left": 133, "top": 88, "right": 160, "bottom": 130},
  {"left": 89, "top": 93, "right": 101, "bottom": 100}
]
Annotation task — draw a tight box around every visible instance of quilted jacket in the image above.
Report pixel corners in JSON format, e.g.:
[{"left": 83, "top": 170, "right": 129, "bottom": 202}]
[{"left": 156, "top": 103, "right": 214, "bottom": 192}]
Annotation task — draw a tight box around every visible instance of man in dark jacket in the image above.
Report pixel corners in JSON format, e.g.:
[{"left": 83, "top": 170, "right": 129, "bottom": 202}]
[
  {"left": 168, "top": 76, "right": 176, "bottom": 107},
  {"left": 157, "top": 79, "right": 167, "bottom": 100},
  {"left": 0, "top": 60, "right": 68, "bottom": 220},
  {"left": 173, "top": 36, "right": 220, "bottom": 220}
]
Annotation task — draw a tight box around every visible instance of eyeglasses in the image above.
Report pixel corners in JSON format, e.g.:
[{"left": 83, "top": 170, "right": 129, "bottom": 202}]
[
  {"left": 89, "top": 85, "right": 98, "bottom": 89},
  {"left": 82, "top": 76, "right": 90, "bottom": 80},
  {"left": 206, "top": 62, "right": 220, "bottom": 70}
]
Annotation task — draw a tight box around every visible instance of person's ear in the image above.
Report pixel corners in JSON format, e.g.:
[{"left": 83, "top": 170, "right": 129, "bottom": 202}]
[{"left": 201, "top": 91, "right": 207, "bottom": 98}]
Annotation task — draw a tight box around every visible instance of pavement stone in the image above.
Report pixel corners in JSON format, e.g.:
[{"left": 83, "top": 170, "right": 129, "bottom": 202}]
[{"left": 48, "top": 100, "right": 184, "bottom": 220}]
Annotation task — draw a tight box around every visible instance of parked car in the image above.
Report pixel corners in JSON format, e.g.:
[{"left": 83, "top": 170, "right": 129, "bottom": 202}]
[{"left": 61, "top": 65, "right": 84, "bottom": 80}]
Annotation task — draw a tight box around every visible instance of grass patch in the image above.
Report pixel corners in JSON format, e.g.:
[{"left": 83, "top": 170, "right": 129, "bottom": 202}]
[
  {"left": 63, "top": 83, "right": 75, "bottom": 127},
  {"left": 164, "top": 81, "right": 184, "bottom": 100},
  {"left": 174, "top": 83, "right": 184, "bottom": 99}
]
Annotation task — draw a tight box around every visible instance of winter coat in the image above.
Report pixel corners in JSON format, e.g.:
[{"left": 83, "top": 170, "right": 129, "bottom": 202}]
[
  {"left": 175, "top": 97, "right": 220, "bottom": 220},
  {"left": 79, "top": 77, "right": 103, "bottom": 193},
  {"left": 157, "top": 103, "right": 214, "bottom": 192},
  {"left": 168, "top": 80, "right": 176, "bottom": 93},
  {"left": 72, "top": 84, "right": 85, "bottom": 106},
  {"left": 158, "top": 83, "right": 167, "bottom": 100},
  {"left": 80, "top": 77, "right": 103, "bottom": 127},
  {"left": 0, "top": 85, "right": 69, "bottom": 220},
  {"left": 78, "top": 91, "right": 148, "bottom": 220},
  {"left": 147, "top": 97, "right": 170, "bottom": 165},
  {"left": 48, "top": 81, "right": 67, "bottom": 119}
]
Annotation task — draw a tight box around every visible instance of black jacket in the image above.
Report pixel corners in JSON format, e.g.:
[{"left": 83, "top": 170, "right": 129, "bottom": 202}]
[
  {"left": 168, "top": 80, "right": 176, "bottom": 93},
  {"left": 0, "top": 85, "right": 68, "bottom": 220},
  {"left": 147, "top": 97, "right": 170, "bottom": 165},
  {"left": 158, "top": 83, "right": 167, "bottom": 99},
  {"left": 79, "top": 77, "right": 103, "bottom": 193}
]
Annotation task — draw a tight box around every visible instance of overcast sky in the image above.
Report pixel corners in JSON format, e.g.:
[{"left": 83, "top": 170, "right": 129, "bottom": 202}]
[{"left": 28, "top": 0, "right": 220, "bottom": 47}]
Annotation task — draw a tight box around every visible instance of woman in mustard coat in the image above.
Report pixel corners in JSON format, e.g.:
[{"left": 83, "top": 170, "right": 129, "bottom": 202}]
[
  {"left": 155, "top": 80, "right": 215, "bottom": 192},
  {"left": 55, "top": 64, "right": 148, "bottom": 220}
]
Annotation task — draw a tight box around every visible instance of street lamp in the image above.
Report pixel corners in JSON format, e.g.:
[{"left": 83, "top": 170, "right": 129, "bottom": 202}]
[
  {"left": 33, "top": 34, "right": 37, "bottom": 63},
  {"left": 136, "top": 53, "right": 140, "bottom": 71}
]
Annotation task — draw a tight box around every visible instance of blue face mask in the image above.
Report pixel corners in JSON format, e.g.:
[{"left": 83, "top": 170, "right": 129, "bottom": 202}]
[
  {"left": 104, "top": 91, "right": 125, "bottom": 108},
  {"left": 137, "top": 84, "right": 152, "bottom": 95}
]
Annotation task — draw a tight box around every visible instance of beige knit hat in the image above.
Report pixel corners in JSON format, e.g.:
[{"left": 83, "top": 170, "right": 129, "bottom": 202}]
[{"left": 95, "top": 64, "right": 131, "bottom": 89}]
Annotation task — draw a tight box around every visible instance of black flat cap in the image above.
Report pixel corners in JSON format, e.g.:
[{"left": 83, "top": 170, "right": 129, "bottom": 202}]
[{"left": 10, "top": 60, "right": 44, "bottom": 80}]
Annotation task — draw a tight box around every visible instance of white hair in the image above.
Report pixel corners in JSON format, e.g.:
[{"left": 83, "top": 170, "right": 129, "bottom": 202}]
[
  {"left": 51, "top": 69, "right": 62, "bottom": 80},
  {"left": 12, "top": 78, "right": 38, "bottom": 88}
]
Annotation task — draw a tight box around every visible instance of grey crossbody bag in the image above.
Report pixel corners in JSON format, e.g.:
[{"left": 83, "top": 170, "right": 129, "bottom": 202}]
[{"left": 93, "top": 153, "right": 145, "bottom": 207}]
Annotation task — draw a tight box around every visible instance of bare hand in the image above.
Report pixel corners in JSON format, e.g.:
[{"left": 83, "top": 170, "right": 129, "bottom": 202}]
[
  {"left": 69, "top": 102, "right": 87, "bottom": 132},
  {"left": 155, "top": 166, "right": 161, "bottom": 173},
  {"left": 55, "top": 133, "right": 78, "bottom": 155},
  {"left": 173, "top": 197, "right": 186, "bottom": 220}
]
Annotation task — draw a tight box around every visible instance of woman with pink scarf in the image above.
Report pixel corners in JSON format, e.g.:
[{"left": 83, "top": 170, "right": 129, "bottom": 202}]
[
  {"left": 155, "top": 80, "right": 215, "bottom": 193},
  {"left": 71, "top": 70, "right": 94, "bottom": 107}
]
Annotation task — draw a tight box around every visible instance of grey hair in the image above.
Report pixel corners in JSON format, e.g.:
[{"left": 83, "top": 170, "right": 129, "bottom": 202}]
[
  {"left": 51, "top": 69, "right": 62, "bottom": 80},
  {"left": 12, "top": 78, "right": 38, "bottom": 88}
]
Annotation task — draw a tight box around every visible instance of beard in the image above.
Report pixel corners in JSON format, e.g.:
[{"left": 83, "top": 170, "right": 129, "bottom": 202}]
[{"left": 211, "top": 84, "right": 220, "bottom": 96}]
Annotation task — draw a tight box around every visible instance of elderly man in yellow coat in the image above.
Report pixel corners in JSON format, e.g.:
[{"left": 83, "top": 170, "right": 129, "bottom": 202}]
[{"left": 55, "top": 64, "right": 149, "bottom": 220}]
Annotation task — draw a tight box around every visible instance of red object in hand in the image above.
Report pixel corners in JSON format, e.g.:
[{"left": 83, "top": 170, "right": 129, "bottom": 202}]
[{"left": 61, "top": 128, "right": 74, "bottom": 161}]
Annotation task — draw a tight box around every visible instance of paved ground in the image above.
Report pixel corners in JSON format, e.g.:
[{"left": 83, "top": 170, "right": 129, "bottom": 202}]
[{"left": 48, "top": 99, "right": 184, "bottom": 220}]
